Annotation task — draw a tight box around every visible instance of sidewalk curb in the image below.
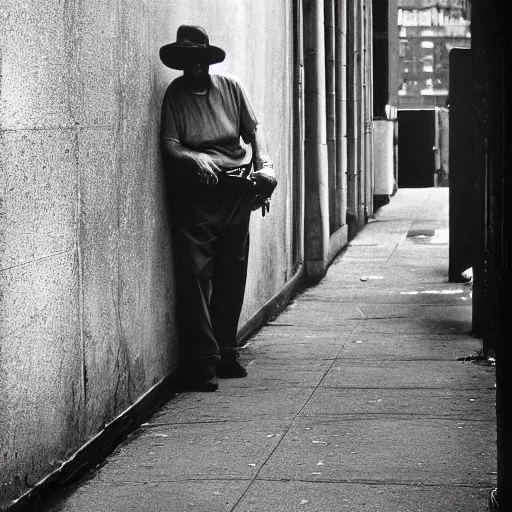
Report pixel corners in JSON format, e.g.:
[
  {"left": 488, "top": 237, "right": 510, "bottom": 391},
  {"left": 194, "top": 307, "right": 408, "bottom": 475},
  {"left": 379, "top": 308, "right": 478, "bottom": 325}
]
[
  {"left": 4, "top": 373, "right": 179, "bottom": 512},
  {"left": 237, "top": 264, "right": 306, "bottom": 346}
]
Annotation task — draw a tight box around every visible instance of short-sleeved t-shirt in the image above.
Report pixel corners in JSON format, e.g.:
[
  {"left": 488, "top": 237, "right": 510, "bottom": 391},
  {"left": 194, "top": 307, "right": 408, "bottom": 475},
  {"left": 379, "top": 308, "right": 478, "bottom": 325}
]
[{"left": 161, "top": 73, "right": 258, "bottom": 169}]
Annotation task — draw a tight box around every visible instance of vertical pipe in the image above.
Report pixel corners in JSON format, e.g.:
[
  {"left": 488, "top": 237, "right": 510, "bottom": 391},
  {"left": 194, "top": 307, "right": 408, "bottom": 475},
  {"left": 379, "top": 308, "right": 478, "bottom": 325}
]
[
  {"left": 324, "top": 0, "right": 337, "bottom": 234},
  {"left": 335, "top": 0, "right": 348, "bottom": 228},
  {"left": 362, "top": 0, "right": 369, "bottom": 221},
  {"left": 357, "top": 0, "right": 366, "bottom": 226},
  {"left": 364, "top": 0, "right": 374, "bottom": 219},
  {"left": 369, "top": 0, "right": 375, "bottom": 214},
  {"left": 292, "top": 0, "right": 305, "bottom": 273},
  {"left": 346, "top": 0, "right": 359, "bottom": 235},
  {"left": 303, "top": 0, "right": 330, "bottom": 280}
]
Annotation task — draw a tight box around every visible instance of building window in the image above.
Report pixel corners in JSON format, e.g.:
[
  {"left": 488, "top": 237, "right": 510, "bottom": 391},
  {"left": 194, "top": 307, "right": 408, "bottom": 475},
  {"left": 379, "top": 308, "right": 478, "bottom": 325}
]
[{"left": 396, "top": 0, "right": 471, "bottom": 108}]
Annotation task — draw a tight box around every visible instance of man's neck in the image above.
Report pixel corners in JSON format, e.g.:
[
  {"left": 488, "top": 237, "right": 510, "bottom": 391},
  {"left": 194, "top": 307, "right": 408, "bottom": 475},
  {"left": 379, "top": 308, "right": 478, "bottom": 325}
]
[{"left": 183, "top": 73, "right": 211, "bottom": 94}]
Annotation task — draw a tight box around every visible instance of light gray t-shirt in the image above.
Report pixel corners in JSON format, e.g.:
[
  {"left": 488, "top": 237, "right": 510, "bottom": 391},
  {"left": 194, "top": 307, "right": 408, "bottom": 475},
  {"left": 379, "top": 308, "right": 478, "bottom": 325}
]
[{"left": 161, "top": 73, "right": 258, "bottom": 169}]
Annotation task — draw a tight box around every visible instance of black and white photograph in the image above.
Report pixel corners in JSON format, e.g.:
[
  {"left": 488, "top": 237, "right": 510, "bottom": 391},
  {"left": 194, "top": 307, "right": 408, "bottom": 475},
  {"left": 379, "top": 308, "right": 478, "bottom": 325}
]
[{"left": 0, "top": 1, "right": 508, "bottom": 511}]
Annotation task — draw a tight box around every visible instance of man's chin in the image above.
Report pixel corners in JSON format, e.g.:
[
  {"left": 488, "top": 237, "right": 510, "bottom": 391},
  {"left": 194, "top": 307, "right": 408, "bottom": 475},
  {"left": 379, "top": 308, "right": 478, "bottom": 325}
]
[{"left": 184, "top": 75, "right": 211, "bottom": 91}]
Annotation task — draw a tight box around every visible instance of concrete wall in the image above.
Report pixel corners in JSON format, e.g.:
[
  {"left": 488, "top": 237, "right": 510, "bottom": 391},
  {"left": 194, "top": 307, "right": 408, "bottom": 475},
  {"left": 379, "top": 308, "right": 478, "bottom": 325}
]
[{"left": 0, "top": 0, "right": 295, "bottom": 507}]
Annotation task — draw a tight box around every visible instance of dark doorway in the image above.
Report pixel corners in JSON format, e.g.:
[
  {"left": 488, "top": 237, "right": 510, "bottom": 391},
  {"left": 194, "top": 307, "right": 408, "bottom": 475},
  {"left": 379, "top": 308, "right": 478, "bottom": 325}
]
[{"left": 398, "top": 110, "right": 436, "bottom": 188}]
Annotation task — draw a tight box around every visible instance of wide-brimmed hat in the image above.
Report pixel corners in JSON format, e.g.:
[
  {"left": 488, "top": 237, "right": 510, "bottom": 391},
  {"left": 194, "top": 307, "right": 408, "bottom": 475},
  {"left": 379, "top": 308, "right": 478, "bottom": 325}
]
[{"left": 159, "top": 25, "right": 225, "bottom": 70}]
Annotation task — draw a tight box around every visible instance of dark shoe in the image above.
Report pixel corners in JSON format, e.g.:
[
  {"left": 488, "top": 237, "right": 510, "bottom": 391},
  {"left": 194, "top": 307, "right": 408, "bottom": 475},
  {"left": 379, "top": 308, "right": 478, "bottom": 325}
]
[
  {"left": 180, "top": 374, "right": 219, "bottom": 392},
  {"left": 217, "top": 360, "right": 248, "bottom": 378},
  {"left": 179, "top": 362, "right": 219, "bottom": 391}
]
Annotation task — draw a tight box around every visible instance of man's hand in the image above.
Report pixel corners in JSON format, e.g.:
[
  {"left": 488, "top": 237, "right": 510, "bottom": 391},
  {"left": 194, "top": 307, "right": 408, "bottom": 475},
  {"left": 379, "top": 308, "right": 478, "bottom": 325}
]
[
  {"left": 163, "top": 140, "right": 220, "bottom": 186},
  {"left": 250, "top": 194, "right": 271, "bottom": 216},
  {"left": 249, "top": 167, "right": 277, "bottom": 216},
  {"left": 191, "top": 153, "right": 221, "bottom": 186}
]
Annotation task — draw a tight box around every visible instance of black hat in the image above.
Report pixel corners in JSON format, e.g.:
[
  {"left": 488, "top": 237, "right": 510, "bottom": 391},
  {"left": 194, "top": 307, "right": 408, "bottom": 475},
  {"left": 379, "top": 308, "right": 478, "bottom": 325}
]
[{"left": 159, "top": 25, "right": 225, "bottom": 70}]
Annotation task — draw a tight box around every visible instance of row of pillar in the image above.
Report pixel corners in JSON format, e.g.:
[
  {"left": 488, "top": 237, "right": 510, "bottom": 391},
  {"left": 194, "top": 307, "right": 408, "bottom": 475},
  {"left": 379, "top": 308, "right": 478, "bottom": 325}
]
[{"left": 303, "top": 0, "right": 374, "bottom": 281}]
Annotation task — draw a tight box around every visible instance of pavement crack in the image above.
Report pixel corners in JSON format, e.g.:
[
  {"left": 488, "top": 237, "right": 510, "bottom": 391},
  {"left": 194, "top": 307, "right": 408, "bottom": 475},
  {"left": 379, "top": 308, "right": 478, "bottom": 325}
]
[
  {"left": 256, "top": 477, "right": 494, "bottom": 489},
  {"left": 228, "top": 326, "right": 358, "bottom": 512},
  {"left": 385, "top": 242, "right": 400, "bottom": 263},
  {"left": 320, "top": 385, "right": 496, "bottom": 391}
]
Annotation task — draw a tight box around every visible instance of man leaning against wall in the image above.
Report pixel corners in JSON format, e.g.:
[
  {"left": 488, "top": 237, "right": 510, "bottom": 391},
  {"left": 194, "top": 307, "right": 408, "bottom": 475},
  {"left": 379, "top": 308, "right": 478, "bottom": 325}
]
[{"left": 159, "top": 25, "right": 277, "bottom": 392}]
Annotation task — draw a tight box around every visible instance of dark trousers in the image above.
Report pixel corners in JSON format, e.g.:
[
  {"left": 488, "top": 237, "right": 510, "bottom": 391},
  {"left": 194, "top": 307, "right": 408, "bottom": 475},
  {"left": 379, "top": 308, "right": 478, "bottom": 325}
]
[{"left": 170, "top": 173, "right": 254, "bottom": 370}]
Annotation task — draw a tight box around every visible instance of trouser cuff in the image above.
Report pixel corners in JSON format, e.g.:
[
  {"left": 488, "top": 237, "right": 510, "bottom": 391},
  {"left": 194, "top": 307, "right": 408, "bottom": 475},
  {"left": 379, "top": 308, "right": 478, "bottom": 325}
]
[{"left": 219, "top": 348, "right": 238, "bottom": 361}]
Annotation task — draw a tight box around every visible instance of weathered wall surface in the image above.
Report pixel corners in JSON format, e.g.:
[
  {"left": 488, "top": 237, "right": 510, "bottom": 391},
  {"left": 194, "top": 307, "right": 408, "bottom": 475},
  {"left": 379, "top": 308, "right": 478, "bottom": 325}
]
[{"left": 0, "top": 0, "right": 295, "bottom": 507}]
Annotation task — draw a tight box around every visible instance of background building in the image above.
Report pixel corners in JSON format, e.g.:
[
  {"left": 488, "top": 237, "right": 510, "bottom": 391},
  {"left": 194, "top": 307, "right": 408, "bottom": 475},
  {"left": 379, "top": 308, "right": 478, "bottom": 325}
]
[{"left": 397, "top": 0, "right": 471, "bottom": 108}]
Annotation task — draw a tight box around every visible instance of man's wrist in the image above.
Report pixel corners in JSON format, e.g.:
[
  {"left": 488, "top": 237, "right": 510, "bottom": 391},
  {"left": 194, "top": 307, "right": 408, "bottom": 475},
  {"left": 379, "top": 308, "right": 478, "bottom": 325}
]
[{"left": 255, "top": 157, "right": 274, "bottom": 172}]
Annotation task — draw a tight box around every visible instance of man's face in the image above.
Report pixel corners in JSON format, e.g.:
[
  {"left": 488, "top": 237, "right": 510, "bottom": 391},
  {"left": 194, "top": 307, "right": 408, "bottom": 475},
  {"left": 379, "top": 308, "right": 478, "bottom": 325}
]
[
  {"left": 183, "top": 62, "right": 209, "bottom": 77},
  {"left": 183, "top": 62, "right": 210, "bottom": 91}
]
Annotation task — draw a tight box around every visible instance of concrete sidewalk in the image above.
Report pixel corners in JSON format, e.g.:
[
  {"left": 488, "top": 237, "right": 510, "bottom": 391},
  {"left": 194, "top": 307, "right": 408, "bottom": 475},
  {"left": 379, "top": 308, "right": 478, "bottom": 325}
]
[{"left": 42, "top": 188, "right": 496, "bottom": 512}]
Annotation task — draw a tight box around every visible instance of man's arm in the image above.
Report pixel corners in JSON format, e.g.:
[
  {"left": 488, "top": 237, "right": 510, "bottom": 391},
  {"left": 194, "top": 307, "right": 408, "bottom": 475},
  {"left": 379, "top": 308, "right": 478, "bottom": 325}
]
[
  {"left": 251, "top": 125, "right": 273, "bottom": 172},
  {"left": 162, "top": 138, "right": 220, "bottom": 186}
]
